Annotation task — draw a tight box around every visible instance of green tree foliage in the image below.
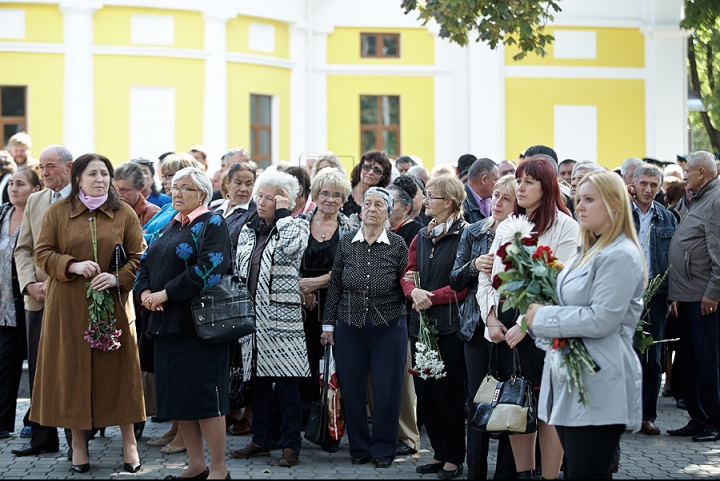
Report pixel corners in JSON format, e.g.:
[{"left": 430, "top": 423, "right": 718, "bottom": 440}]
[
  {"left": 683, "top": 0, "right": 720, "bottom": 152},
  {"left": 401, "top": 0, "right": 561, "bottom": 60}
]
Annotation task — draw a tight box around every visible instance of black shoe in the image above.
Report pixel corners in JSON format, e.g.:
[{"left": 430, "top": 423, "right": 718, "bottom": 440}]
[
  {"left": 676, "top": 398, "right": 687, "bottom": 410},
  {"left": 70, "top": 463, "right": 90, "bottom": 474},
  {"left": 372, "top": 457, "right": 392, "bottom": 468},
  {"left": 416, "top": 463, "right": 443, "bottom": 474},
  {"left": 438, "top": 464, "right": 464, "bottom": 480},
  {"left": 11, "top": 443, "right": 60, "bottom": 457},
  {"left": 396, "top": 440, "right": 417, "bottom": 456},
  {"left": 164, "top": 467, "right": 210, "bottom": 480},
  {"left": 668, "top": 422, "right": 705, "bottom": 437},
  {"left": 134, "top": 421, "right": 145, "bottom": 440},
  {"left": 124, "top": 462, "right": 142, "bottom": 473},
  {"left": 152, "top": 416, "right": 169, "bottom": 423},
  {"left": 692, "top": 426, "right": 720, "bottom": 442},
  {"left": 351, "top": 454, "right": 371, "bottom": 465}
]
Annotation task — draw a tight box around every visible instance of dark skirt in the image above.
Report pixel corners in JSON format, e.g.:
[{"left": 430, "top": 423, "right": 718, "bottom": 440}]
[{"left": 155, "top": 334, "right": 230, "bottom": 420}]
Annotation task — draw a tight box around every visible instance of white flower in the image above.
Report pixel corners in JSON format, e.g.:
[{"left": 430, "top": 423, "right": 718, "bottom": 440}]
[{"left": 496, "top": 214, "right": 535, "bottom": 244}]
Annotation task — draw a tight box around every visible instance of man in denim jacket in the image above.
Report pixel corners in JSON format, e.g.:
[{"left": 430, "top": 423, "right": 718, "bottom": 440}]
[
  {"left": 630, "top": 163, "right": 677, "bottom": 436},
  {"left": 668, "top": 151, "right": 720, "bottom": 442}
]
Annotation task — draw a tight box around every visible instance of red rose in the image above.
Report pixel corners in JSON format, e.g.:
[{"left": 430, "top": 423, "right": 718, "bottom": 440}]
[
  {"left": 408, "top": 368, "right": 419, "bottom": 376},
  {"left": 552, "top": 338, "right": 567, "bottom": 350},
  {"left": 521, "top": 237, "right": 536, "bottom": 246},
  {"left": 497, "top": 242, "right": 511, "bottom": 260},
  {"left": 532, "top": 245, "right": 553, "bottom": 261},
  {"left": 492, "top": 274, "right": 503, "bottom": 290}
]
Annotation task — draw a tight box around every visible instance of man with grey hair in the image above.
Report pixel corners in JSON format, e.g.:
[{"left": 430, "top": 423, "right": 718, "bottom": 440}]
[
  {"left": 13, "top": 145, "right": 82, "bottom": 458},
  {"left": 463, "top": 158, "right": 499, "bottom": 224},
  {"left": 668, "top": 151, "right": 720, "bottom": 441},
  {"left": 621, "top": 157, "right": 645, "bottom": 185},
  {"left": 629, "top": 163, "right": 677, "bottom": 436},
  {"left": 570, "top": 161, "right": 605, "bottom": 198}
]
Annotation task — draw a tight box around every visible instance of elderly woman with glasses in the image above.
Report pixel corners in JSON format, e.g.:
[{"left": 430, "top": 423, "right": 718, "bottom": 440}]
[
  {"left": 322, "top": 187, "right": 409, "bottom": 469},
  {"left": 135, "top": 167, "right": 232, "bottom": 480},
  {"left": 340, "top": 150, "right": 392, "bottom": 217},
  {"left": 231, "top": 170, "right": 310, "bottom": 468}
]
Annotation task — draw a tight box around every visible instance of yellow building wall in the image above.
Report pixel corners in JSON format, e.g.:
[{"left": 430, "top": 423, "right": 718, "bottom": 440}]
[
  {"left": 327, "top": 27, "right": 434, "bottom": 65},
  {"left": 505, "top": 27, "right": 644, "bottom": 68},
  {"left": 94, "top": 6, "right": 204, "bottom": 49},
  {"left": 0, "top": 52, "right": 64, "bottom": 149},
  {"left": 94, "top": 56, "right": 204, "bottom": 163},
  {"left": 327, "top": 76, "right": 434, "bottom": 171},
  {"left": 227, "top": 63, "right": 291, "bottom": 160},
  {"left": 227, "top": 16, "right": 289, "bottom": 59},
  {"left": 505, "top": 78, "right": 645, "bottom": 167},
  {"left": 0, "top": 3, "right": 63, "bottom": 43}
]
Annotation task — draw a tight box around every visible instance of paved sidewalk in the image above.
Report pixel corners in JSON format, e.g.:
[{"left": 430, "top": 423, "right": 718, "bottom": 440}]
[{"left": 1, "top": 394, "right": 719, "bottom": 479}]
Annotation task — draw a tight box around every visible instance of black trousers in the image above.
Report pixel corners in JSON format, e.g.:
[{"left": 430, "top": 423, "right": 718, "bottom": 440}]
[
  {"left": 335, "top": 316, "right": 407, "bottom": 460},
  {"left": 464, "top": 330, "right": 516, "bottom": 479},
  {"left": 26, "top": 309, "right": 60, "bottom": 449},
  {"left": 639, "top": 294, "right": 668, "bottom": 421},
  {"left": 413, "top": 333, "right": 466, "bottom": 465},
  {"left": 555, "top": 424, "right": 624, "bottom": 479},
  {"left": 0, "top": 326, "right": 23, "bottom": 431}
]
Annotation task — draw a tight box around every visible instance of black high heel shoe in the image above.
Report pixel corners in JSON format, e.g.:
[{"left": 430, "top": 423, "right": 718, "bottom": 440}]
[
  {"left": 70, "top": 463, "right": 90, "bottom": 474},
  {"left": 123, "top": 462, "right": 141, "bottom": 473}
]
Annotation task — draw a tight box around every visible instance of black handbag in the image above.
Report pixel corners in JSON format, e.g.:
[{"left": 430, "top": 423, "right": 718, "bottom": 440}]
[
  {"left": 109, "top": 244, "right": 128, "bottom": 271},
  {"left": 470, "top": 348, "right": 537, "bottom": 434},
  {"left": 191, "top": 275, "right": 256, "bottom": 344},
  {"left": 305, "top": 344, "right": 333, "bottom": 446}
]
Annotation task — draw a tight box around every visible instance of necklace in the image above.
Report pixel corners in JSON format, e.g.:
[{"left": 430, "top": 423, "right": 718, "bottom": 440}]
[{"left": 316, "top": 217, "right": 337, "bottom": 241}]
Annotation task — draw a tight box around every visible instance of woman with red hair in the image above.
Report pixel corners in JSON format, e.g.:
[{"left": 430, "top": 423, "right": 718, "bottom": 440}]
[{"left": 476, "top": 155, "right": 579, "bottom": 479}]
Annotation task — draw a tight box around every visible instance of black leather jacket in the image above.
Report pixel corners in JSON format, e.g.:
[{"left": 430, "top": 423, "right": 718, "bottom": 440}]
[{"left": 449, "top": 220, "right": 492, "bottom": 341}]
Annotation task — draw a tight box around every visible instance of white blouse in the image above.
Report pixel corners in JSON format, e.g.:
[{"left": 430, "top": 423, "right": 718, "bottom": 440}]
[{"left": 476, "top": 211, "right": 579, "bottom": 339}]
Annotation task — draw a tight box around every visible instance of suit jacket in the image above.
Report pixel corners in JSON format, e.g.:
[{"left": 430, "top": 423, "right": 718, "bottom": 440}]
[
  {"left": 461, "top": 184, "right": 486, "bottom": 224},
  {"left": 14, "top": 188, "right": 54, "bottom": 312}
]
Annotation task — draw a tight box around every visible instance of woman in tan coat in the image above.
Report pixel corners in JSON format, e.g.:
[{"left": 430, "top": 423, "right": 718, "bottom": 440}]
[{"left": 31, "top": 153, "right": 146, "bottom": 474}]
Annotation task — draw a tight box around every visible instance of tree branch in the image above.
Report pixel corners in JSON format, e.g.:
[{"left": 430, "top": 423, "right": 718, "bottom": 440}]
[{"left": 689, "top": 36, "right": 720, "bottom": 151}]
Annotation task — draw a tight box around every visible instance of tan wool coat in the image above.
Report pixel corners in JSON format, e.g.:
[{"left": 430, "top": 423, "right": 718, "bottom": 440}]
[{"left": 29, "top": 197, "right": 146, "bottom": 430}]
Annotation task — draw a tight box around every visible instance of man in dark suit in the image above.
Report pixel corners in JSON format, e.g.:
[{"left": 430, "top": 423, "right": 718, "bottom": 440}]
[{"left": 462, "top": 158, "right": 498, "bottom": 224}]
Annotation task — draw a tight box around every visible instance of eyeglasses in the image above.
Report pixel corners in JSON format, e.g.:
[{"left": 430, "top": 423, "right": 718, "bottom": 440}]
[
  {"left": 423, "top": 195, "right": 446, "bottom": 201},
  {"left": 361, "top": 163, "right": 384, "bottom": 176},
  {"left": 319, "top": 191, "right": 344, "bottom": 199},
  {"left": 169, "top": 187, "right": 198, "bottom": 194}
]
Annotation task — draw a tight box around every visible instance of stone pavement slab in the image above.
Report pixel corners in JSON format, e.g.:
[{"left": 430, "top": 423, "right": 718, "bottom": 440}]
[{"left": 1, "top": 393, "right": 719, "bottom": 479}]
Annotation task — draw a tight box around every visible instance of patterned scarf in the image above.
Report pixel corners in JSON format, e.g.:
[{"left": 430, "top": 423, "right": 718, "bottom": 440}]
[{"left": 426, "top": 214, "right": 458, "bottom": 244}]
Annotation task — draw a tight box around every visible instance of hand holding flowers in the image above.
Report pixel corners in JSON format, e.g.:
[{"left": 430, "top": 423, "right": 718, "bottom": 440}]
[{"left": 408, "top": 272, "right": 447, "bottom": 380}]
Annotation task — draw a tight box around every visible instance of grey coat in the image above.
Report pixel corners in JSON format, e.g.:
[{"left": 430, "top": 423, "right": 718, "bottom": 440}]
[{"left": 531, "top": 233, "right": 645, "bottom": 430}]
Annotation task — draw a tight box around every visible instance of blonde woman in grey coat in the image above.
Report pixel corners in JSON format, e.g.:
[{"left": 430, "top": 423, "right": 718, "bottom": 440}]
[{"left": 526, "top": 171, "right": 645, "bottom": 480}]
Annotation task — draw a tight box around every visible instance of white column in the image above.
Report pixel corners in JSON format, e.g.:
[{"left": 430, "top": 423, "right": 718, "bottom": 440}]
[
  {"left": 433, "top": 34, "right": 460, "bottom": 165},
  {"left": 202, "top": 12, "right": 230, "bottom": 172},
  {"left": 469, "top": 42, "right": 505, "bottom": 161},
  {"left": 642, "top": 27, "right": 687, "bottom": 160},
  {"left": 309, "top": 30, "right": 329, "bottom": 153},
  {"left": 60, "top": 1, "right": 100, "bottom": 156},
  {"left": 289, "top": 24, "right": 308, "bottom": 163}
]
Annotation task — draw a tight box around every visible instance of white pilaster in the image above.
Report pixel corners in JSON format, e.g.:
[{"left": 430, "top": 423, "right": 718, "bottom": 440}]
[
  {"left": 469, "top": 41, "right": 505, "bottom": 160},
  {"left": 433, "top": 34, "right": 460, "bottom": 165},
  {"left": 309, "top": 30, "right": 329, "bottom": 154},
  {"left": 202, "top": 12, "right": 230, "bottom": 172},
  {"left": 289, "top": 24, "right": 308, "bottom": 164},
  {"left": 60, "top": 1, "right": 100, "bottom": 156}
]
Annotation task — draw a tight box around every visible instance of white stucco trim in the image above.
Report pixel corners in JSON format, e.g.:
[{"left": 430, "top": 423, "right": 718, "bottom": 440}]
[
  {"left": 202, "top": 13, "right": 229, "bottom": 171},
  {"left": 0, "top": 42, "right": 66, "bottom": 53},
  {"left": 225, "top": 52, "right": 294, "bottom": 69},
  {"left": 93, "top": 45, "right": 207, "bottom": 59},
  {"left": 505, "top": 66, "right": 645, "bottom": 79},
  {"left": 319, "top": 64, "right": 451, "bottom": 76}
]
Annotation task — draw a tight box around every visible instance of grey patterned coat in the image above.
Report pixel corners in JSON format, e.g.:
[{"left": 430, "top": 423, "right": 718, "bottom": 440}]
[{"left": 236, "top": 213, "right": 311, "bottom": 378}]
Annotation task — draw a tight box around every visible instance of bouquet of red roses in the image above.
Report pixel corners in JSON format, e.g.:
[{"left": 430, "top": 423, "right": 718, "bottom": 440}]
[{"left": 492, "top": 214, "right": 596, "bottom": 406}]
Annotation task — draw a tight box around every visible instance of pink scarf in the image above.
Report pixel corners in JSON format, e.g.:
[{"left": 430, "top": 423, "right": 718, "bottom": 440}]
[{"left": 78, "top": 189, "right": 108, "bottom": 211}]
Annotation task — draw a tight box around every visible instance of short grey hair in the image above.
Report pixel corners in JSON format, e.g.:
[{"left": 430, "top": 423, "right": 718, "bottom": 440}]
[
  {"left": 687, "top": 151, "right": 718, "bottom": 177},
  {"left": 467, "top": 158, "right": 498, "bottom": 180},
  {"left": 620, "top": 157, "right": 644, "bottom": 179},
  {"left": 172, "top": 167, "right": 213, "bottom": 206},
  {"left": 310, "top": 151, "right": 346, "bottom": 178},
  {"left": 524, "top": 154, "right": 558, "bottom": 173},
  {"left": 222, "top": 147, "right": 249, "bottom": 165},
  {"left": 407, "top": 165, "right": 429, "bottom": 178},
  {"left": 572, "top": 161, "right": 604, "bottom": 179},
  {"left": 42, "top": 145, "right": 73, "bottom": 164},
  {"left": 633, "top": 163, "right": 663, "bottom": 186},
  {"left": 310, "top": 167, "right": 351, "bottom": 201},
  {"left": 114, "top": 162, "right": 146, "bottom": 191},
  {"left": 254, "top": 169, "right": 300, "bottom": 210}
]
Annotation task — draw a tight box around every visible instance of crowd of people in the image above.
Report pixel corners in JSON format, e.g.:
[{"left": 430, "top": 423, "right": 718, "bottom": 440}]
[{"left": 0, "top": 129, "right": 718, "bottom": 480}]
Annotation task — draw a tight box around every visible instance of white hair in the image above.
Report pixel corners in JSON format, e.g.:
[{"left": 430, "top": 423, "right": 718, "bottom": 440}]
[
  {"left": 254, "top": 169, "right": 300, "bottom": 209},
  {"left": 633, "top": 163, "right": 664, "bottom": 186},
  {"left": 572, "top": 161, "right": 604, "bottom": 179},
  {"left": 620, "top": 157, "right": 645, "bottom": 179},
  {"left": 687, "top": 151, "right": 718, "bottom": 177},
  {"left": 407, "top": 165, "right": 429, "bottom": 177},
  {"left": 310, "top": 167, "right": 351, "bottom": 200},
  {"left": 172, "top": 167, "right": 213, "bottom": 206}
]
